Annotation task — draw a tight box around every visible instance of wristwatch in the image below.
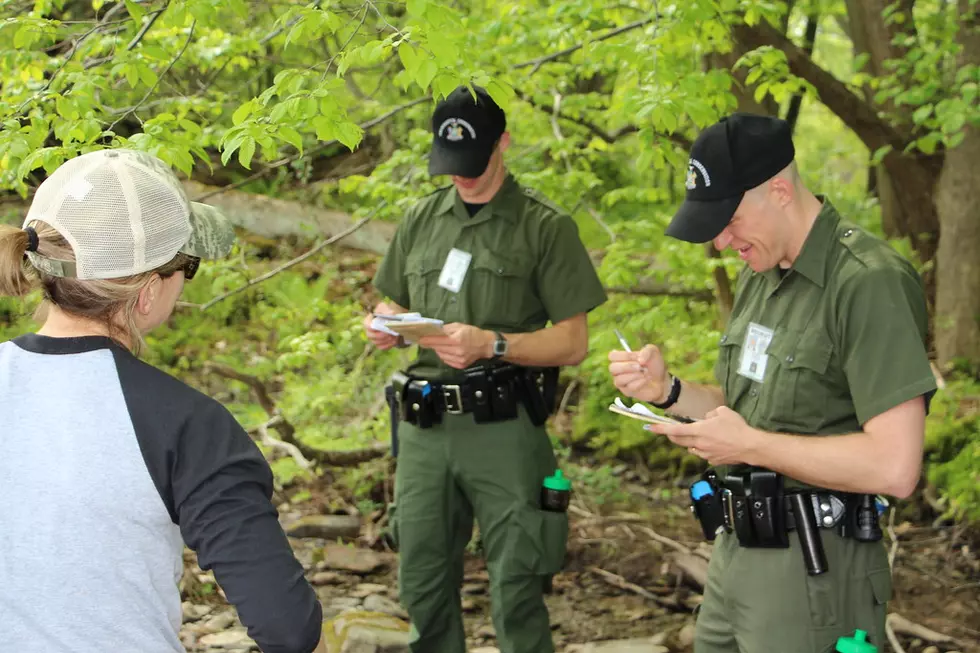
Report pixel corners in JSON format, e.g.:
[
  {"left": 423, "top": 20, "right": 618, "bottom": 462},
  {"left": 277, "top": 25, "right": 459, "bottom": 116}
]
[{"left": 491, "top": 331, "right": 508, "bottom": 360}]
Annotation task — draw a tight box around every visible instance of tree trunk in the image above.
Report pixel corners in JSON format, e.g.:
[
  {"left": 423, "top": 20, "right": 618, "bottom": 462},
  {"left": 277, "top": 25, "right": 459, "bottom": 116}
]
[
  {"left": 842, "top": 0, "right": 919, "bottom": 241},
  {"left": 731, "top": 17, "right": 941, "bottom": 265},
  {"left": 934, "top": 1, "right": 980, "bottom": 372}
]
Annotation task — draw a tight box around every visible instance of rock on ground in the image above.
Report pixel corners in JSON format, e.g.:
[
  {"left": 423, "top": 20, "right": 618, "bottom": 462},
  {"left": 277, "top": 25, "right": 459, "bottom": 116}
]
[{"left": 321, "top": 610, "right": 410, "bottom": 653}]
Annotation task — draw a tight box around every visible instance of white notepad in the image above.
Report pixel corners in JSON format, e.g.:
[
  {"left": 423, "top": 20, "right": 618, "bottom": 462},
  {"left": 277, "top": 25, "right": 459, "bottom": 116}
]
[{"left": 608, "top": 397, "right": 685, "bottom": 425}]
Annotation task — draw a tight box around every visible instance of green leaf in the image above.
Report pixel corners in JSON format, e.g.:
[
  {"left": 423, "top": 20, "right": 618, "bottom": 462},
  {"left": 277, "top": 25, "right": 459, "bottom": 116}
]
[
  {"left": 221, "top": 134, "right": 245, "bottom": 166},
  {"left": 912, "top": 104, "right": 933, "bottom": 125},
  {"left": 407, "top": 0, "right": 427, "bottom": 17},
  {"left": 745, "top": 68, "right": 763, "bottom": 85},
  {"left": 334, "top": 121, "right": 363, "bottom": 151},
  {"left": 484, "top": 80, "right": 515, "bottom": 112},
  {"left": 125, "top": 64, "right": 139, "bottom": 88},
  {"left": 915, "top": 132, "right": 941, "bottom": 155},
  {"left": 398, "top": 44, "right": 419, "bottom": 75},
  {"left": 124, "top": 0, "right": 145, "bottom": 22},
  {"left": 753, "top": 81, "right": 769, "bottom": 104},
  {"left": 233, "top": 101, "right": 254, "bottom": 126},
  {"left": 870, "top": 145, "right": 893, "bottom": 167},
  {"left": 279, "top": 126, "right": 303, "bottom": 153},
  {"left": 139, "top": 65, "right": 158, "bottom": 87},
  {"left": 313, "top": 116, "right": 335, "bottom": 141},
  {"left": 415, "top": 59, "right": 438, "bottom": 90},
  {"left": 238, "top": 136, "right": 256, "bottom": 169}
]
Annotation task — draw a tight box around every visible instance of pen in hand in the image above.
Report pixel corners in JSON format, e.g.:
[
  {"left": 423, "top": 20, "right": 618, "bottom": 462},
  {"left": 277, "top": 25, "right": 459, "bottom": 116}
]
[{"left": 613, "top": 328, "right": 632, "bottom": 352}]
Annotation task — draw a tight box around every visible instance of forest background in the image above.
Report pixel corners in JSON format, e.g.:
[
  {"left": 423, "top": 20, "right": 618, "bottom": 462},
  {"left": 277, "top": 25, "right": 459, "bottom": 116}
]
[{"left": 1, "top": 0, "right": 979, "bottom": 648}]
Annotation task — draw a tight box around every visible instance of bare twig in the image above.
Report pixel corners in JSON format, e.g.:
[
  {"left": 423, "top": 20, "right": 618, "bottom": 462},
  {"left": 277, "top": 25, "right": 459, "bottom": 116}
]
[
  {"left": 557, "top": 378, "right": 578, "bottom": 414},
  {"left": 589, "top": 567, "right": 676, "bottom": 607},
  {"left": 206, "top": 362, "right": 391, "bottom": 467},
  {"left": 886, "top": 613, "right": 961, "bottom": 646},
  {"left": 125, "top": 7, "right": 168, "bottom": 51},
  {"left": 887, "top": 506, "right": 900, "bottom": 569},
  {"left": 109, "top": 20, "right": 196, "bottom": 133},
  {"left": 588, "top": 207, "right": 617, "bottom": 243},
  {"left": 514, "top": 17, "right": 656, "bottom": 72},
  {"left": 606, "top": 284, "right": 715, "bottom": 301},
  {"left": 253, "top": 416, "right": 312, "bottom": 470},
  {"left": 636, "top": 525, "right": 691, "bottom": 556},
  {"left": 199, "top": 212, "right": 373, "bottom": 309},
  {"left": 885, "top": 620, "right": 907, "bottom": 653}
]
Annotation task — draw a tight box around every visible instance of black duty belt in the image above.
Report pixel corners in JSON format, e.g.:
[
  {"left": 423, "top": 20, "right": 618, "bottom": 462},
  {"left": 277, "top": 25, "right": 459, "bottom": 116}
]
[
  {"left": 386, "top": 363, "right": 558, "bottom": 429},
  {"left": 689, "top": 467, "right": 884, "bottom": 577}
]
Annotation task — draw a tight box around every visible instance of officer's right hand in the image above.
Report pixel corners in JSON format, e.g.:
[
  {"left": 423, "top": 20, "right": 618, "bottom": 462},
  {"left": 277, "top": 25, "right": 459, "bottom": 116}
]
[
  {"left": 363, "top": 312, "right": 401, "bottom": 350},
  {"left": 608, "top": 345, "right": 671, "bottom": 404}
]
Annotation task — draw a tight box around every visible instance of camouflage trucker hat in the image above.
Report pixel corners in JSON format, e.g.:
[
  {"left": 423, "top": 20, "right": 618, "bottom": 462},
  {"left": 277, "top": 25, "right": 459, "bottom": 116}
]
[{"left": 23, "top": 148, "right": 235, "bottom": 280}]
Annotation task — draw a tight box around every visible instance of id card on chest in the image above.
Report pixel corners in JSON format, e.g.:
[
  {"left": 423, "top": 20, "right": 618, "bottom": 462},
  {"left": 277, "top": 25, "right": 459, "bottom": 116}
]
[
  {"left": 437, "top": 248, "right": 472, "bottom": 293},
  {"left": 737, "top": 322, "right": 774, "bottom": 383}
]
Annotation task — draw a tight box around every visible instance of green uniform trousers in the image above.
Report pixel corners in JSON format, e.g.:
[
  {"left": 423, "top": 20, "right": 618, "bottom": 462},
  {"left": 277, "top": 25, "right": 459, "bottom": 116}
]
[
  {"left": 694, "top": 529, "right": 893, "bottom": 653},
  {"left": 390, "top": 407, "right": 568, "bottom": 653}
]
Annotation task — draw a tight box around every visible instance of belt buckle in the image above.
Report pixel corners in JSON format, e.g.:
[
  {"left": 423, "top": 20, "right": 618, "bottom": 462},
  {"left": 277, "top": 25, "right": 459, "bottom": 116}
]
[{"left": 443, "top": 384, "right": 463, "bottom": 415}]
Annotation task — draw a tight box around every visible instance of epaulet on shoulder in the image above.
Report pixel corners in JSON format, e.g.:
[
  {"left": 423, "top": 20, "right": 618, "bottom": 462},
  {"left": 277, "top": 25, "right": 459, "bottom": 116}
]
[
  {"left": 407, "top": 184, "right": 452, "bottom": 216},
  {"left": 837, "top": 221, "right": 901, "bottom": 269},
  {"left": 522, "top": 186, "right": 567, "bottom": 216}
]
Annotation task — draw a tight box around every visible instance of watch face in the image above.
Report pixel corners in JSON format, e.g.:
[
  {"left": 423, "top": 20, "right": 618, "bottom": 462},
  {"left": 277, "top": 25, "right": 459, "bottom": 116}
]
[{"left": 494, "top": 336, "right": 507, "bottom": 355}]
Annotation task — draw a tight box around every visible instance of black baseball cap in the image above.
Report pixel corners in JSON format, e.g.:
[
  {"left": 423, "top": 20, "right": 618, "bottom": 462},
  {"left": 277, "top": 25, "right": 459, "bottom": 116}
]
[
  {"left": 428, "top": 85, "right": 506, "bottom": 178},
  {"left": 665, "top": 113, "right": 796, "bottom": 243}
]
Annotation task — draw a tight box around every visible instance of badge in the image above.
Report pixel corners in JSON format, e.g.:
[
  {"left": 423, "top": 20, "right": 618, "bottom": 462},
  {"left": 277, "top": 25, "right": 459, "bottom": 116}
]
[
  {"left": 438, "top": 248, "right": 472, "bottom": 293},
  {"left": 737, "top": 322, "right": 774, "bottom": 383}
]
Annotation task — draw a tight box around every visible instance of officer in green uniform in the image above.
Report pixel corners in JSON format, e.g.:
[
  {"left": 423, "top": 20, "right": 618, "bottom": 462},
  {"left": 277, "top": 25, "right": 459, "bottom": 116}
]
[
  {"left": 363, "top": 85, "right": 607, "bottom": 653},
  {"left": 609, "top": 113, "right": 937, "bottom": 653}
]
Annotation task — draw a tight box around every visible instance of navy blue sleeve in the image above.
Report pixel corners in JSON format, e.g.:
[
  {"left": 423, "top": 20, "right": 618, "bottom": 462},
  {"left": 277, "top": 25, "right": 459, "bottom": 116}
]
[{"left": 112, "top": 350, "right": 322, "bottom": 653}]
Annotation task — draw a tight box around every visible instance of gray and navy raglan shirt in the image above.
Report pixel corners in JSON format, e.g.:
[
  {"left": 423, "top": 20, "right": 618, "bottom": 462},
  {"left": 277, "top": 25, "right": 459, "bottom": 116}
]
[{"left": 0, "top": 335, "right": 322, "bottom": 653}]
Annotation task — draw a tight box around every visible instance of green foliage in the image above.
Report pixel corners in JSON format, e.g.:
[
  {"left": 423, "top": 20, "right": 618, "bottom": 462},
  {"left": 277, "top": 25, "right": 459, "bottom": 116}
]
[
  {"left": 1, "top": 0, "right": 978, "bottom": 526},
  {"left": 924, "top": 379, "right": 980, "bottom": 523}
]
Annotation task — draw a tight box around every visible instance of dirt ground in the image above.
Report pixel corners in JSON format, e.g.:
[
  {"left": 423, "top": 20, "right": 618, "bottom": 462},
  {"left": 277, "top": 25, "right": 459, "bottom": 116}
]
[
  {"left": 184, "top": 460, "right": 980, "bottom": 653},
  {"left": 291, "top": 461, "right": 980, "bottom": 653}
]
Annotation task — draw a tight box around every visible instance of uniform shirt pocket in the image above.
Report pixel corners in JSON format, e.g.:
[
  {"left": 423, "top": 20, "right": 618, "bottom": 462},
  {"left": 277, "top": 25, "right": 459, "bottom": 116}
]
[
  {"left": 466, "top": 250, "right": 538, "bottom": 328},
  {"left": 762, "top": 328, "right": 834, "bottom": 432},
  {"left": 404, "top": 250, "right": 444, "bottom": 316}
]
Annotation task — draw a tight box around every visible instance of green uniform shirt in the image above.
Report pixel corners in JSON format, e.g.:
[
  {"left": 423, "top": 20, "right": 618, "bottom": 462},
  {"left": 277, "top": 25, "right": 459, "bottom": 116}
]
[
  {"left": 713, "top": 199, "right": 937, "bottom": 483},
  {"left": 373, "top": 174, "right": 607, "bottom": 376}
]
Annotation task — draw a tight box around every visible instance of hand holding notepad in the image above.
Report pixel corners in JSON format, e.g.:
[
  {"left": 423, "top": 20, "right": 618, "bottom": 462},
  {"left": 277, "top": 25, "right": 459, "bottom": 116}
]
[
  {"left": 370, "top": 312, "right": 446, "bottom": 342},
  {"left": 608, "top": 397, "right": 688, "bottom": 425}
]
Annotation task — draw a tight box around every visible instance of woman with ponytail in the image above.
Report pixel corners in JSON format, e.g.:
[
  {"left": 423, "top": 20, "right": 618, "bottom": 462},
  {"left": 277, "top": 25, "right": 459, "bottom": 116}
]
[{"left": 0, "top": 149, "right": 326, "bottom": 653}]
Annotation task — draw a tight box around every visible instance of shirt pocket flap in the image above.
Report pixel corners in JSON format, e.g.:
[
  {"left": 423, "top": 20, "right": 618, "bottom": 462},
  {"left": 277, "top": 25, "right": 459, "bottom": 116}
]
[
  {"left": 407, "top": 250, "right": 446, "bottom": 276},
  {"left": 768, "top": 331, "right": 832, "bottom": 375},
  {"left": 472, "top": 250, "right": 533, "bottom": 279}
]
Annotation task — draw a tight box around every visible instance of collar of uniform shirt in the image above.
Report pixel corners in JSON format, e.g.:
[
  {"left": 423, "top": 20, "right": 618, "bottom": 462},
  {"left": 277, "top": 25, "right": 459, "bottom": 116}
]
[
  {"left": 761, "top": 196, "right": 840, "bottom": 291},
  {"left": 434, "top": 173, "right": 522, "bottom": 225}
]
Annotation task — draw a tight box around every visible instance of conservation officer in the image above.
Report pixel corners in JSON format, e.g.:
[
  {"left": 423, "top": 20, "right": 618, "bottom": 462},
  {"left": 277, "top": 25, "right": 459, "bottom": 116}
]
[
  {"left": 364, "top": 85, "right": 607, "bottom": 653},
  {"left": 609, "top": 113, "right": 936, "bottom": 652}
]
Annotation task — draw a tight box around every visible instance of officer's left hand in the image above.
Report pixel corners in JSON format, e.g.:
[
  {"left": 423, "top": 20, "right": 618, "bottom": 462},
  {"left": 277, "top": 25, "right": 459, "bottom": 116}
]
[
  {"left": 644, "top": 406, "right": 762, "bottom": 465},
  {"left": 418, "top": 323, "right": 493, "bottom": 370}
]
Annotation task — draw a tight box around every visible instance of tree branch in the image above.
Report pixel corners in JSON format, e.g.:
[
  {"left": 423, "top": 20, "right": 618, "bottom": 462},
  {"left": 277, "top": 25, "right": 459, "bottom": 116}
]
[
  {"left": 193, "top": 97, "right": 428, "bottom": 202},
  {"left": 731, "top": 18, "right": 910, "bottom": 151},
  {"left": 605, "top": 284, "right": 715, "bottom": 302},
  {"left": 108, "top": 20, "right": 196, "bottom": 133},
  {"left": 516, "top": 90, "right": 692, "bottom": 150},
  {"left": 514, "top": 17, "right": 656, "bottom": 72},
  {"left": 206, "top": 363, "right": 389, "bottom": 467},
  {"left": 199, "top": 212, "right": 374, "bottom": 309}
]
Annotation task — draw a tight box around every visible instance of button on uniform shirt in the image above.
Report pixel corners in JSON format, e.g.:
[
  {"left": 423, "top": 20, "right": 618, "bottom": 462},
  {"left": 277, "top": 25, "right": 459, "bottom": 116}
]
[
  {"left": 374, "top": 175, "right": 608, "bottom": 377},
  {"left": 713, "top": 199, "right": 937, "bottom": 486}
]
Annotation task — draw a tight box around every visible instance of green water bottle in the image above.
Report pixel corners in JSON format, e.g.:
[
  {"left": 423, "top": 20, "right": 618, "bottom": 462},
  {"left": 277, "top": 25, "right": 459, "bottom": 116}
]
[
  {"left": 541, "top": 470, "right": 571, "bottom": 512},
  {"left": 835, "top": 629, "right": 877, "bottom": 653}
]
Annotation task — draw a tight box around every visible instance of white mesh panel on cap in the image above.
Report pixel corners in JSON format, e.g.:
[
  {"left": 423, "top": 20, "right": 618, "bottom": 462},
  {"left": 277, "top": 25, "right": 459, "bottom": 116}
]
[
  {"left": 124, "top": 164, "right": 189, "bottom": 270},
  {"left": 57, "top": 163, "right": 138, "bottom": 279}
]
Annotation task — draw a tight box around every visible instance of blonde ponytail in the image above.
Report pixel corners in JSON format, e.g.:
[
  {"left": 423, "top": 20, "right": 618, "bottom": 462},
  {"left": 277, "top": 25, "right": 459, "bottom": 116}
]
[{"left": 0, "top": 224, "right": 39, "bottom": 297}]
